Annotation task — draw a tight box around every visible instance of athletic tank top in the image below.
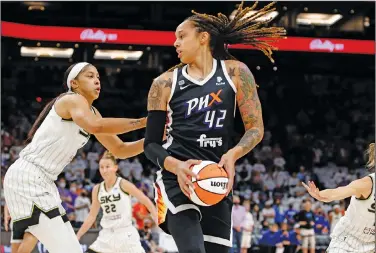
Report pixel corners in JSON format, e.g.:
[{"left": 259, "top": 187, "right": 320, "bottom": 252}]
[
  {"left": 161, "top": 59, "right": 236, "bottom": 181},
  {"left": 98, "top": 177, "right": 132, "bottom": 229},
  {"left": 331, "top": 173, "right": 375, "bottom": 243},
  {"left": 19, "top": 94, "right": 92, "bottom": 180}
]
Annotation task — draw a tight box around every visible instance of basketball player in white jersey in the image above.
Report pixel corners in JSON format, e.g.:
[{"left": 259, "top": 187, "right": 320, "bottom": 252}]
[
  {"left": 303, "top": 143, "right": 375, "bottom": 253},
  {"left": 4, "top": 62, "right": 147, "bottom": 253},
  {"left": 76, "top": 151, "right": 157, "bottom": 253}
]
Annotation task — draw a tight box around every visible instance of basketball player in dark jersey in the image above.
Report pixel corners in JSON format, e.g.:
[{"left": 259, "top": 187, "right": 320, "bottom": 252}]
[{"left": 143, "top": 2, "right": 286, "bottom": 253}]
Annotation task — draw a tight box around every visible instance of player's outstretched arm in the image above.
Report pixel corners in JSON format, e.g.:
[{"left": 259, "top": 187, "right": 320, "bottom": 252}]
[
  {"left": 302, "top": 176, "right": 373, "bottom": 203},
  {"left": 120, "top": 179, "right": 158, "bottom": 223},
  {"left": 90, "top": 108, "right": 145, "bottom": 159},
  {"left": 57, "top": 94, "right": 146, "bottom": 135},
  {"left": 76, "top": 185, "right": 101, "bottom": 240}
]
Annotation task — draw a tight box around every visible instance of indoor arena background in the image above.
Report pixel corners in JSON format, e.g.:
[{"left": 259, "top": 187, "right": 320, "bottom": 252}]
[{"left": 1, "top": 1, "right": 375, "bottom": 253}]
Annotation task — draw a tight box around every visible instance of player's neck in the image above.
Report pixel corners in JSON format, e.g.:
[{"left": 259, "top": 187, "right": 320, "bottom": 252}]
[
  {"left": 187, "top": 51, "right": 214, "bottom": 79},
  {"left": 73, "top": 90, "right": 94, "bottom": 105},
  {"left": 104, "top": 176, "right": 117, "bottom": 191}
]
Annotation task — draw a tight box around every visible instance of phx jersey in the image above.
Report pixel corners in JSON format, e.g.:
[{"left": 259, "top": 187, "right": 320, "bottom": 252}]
[
  {"left": 155, "top": 59, "right": 236, "bottom": 246},
  {"left": 161, "top": 59, "right": 236, "bottom": 181}
]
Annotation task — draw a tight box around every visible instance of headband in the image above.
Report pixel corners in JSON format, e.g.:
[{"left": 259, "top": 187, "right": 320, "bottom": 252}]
[{"left": 66, "top": 62, "right": 90, "bottom": 90}]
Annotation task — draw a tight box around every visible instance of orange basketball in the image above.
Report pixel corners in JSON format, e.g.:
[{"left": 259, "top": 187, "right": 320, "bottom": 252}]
[{"left": 189, "top": 161, "right": 229, "bottom": 206}]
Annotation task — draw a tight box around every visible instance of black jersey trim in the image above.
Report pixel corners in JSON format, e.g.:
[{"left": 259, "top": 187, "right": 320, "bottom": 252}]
[{"left": 356, "top": 175, "right": 374, "bottom": 200}]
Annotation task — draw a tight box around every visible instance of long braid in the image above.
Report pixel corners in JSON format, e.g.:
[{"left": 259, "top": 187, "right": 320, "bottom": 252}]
[{"left": 168, "top": 1, "right": 286, "bottom": 72}]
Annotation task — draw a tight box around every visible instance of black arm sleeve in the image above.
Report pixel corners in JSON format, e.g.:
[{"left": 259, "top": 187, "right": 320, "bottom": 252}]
[{"left": 144, "top": 110, "right": 170, "bottom": 169}]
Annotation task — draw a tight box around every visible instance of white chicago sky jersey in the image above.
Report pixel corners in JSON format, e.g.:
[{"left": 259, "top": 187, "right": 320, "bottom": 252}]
[
  {"left": 98, "top": 177, "right": 132, "bottom": 229},
  {"left": 19, "top": 100, "right": 91, "bottom": 180},
  {"left": 331, "top": 173, "right": 375, "bottom": 244}
]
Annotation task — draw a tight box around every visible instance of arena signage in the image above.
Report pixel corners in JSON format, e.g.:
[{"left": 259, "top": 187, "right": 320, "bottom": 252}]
[{"left": 1, "top": 21, "right": 374, "bottom": 55}]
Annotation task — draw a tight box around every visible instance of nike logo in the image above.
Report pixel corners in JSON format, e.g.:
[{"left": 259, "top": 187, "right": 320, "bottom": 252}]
[{"left": 178, "top": 80, "right": 190, "bottom": 90}]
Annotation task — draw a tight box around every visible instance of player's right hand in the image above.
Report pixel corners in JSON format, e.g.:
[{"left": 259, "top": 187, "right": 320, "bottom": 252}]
[{"left": 176, "top": 159, "right": 201, "bottom": 198}]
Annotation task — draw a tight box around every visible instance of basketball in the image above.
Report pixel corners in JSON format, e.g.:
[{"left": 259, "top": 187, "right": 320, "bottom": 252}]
[{"left": 189, "top": 161, "right": 229, "bottom": 206}]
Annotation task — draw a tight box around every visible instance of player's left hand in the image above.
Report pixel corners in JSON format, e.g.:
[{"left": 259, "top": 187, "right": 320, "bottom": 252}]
[
  {"left": 302, "top": 181, "right": 330, "bottom": 202},
  {"left": 218, "top": 151, "right": 236, "bottom": 196}
]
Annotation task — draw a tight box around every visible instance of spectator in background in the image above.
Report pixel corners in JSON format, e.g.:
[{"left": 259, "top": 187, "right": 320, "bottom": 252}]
[
  {"left": 328, "top": 204, "right": 343, "bottom": 234},
  {"left": 313, "top": 207, "right": 329, "bottom": 235},
  {"left": 297, "top": 166, "right": 307, "bottom": 182},
  {"left": 118, "top": 158, "right": 132, "bottom": 180},
  {"left": 231, "top": 195, "right": 246, "bottom": 253},
  {"left": 74, "top": 189, "right": 91, "bottom": 228},
  {"left": 133, "top": 200, "right": 150, "bottom": 230},
  {"left": 240, "top": 200, "right": 254, "bottom": 253},
  {"left": 289, "top": 224, "right": 302, "bottom": 253},
  {"left": 258, "top": 223, "right": 282, "bottom": 253},
  {"left": 252, "top": 204, "right": 263, "bottom": 234},
  {"left": 296, "top": 199, "right": 315, "bottom": 253},
  {"left": 57, "top": 177, "right": 74, "bottom": 214},
  {"left": 284, "top": 203, "right": 298, "bottom": 227},
  {"left": 273, "top": 198, "right": 285, "bottom": 225},
  {"left": 130, "top": 157, "right": 143, "bottom": 183},
  {"left": 262, "top": 200, "right": 276, "bottom": 224},
  {"left": 288, "top": 172, "right": 300, "bottom": 188}
]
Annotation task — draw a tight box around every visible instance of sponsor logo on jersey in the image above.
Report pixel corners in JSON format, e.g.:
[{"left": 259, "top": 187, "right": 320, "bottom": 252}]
[
  {"left": 178, "top": 80, "right": 190, "bottom": 90},
  {"left": 216, "top": 76, "right": 226, "bottom": 86},
  {"left": 197, "top": 134, "right": 222, "bottom": 148},
  {"left": 185, "top": 89, "right": 223, "bottom": 117},
  {"left": 211, "top": 181, "right": 228, "bottom": 190}
]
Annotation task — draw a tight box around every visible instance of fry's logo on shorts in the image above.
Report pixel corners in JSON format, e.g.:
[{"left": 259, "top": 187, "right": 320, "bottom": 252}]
[{"left": 211, "top": 181, "right": 228, "bottom": 190}]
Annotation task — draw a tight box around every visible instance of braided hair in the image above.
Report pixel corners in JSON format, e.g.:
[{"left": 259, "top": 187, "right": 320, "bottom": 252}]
[{"left": 168, "top": 1, "right": 286, "bottom": 72}]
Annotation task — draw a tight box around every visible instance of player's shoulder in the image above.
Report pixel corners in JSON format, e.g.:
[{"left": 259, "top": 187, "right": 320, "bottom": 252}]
[
  {"left": 152, "top": 71, "right": 174, "bottom": 86},
  {"left": 56, "top": 92, "right": 89, "bottom": 107},
  {"left": 92, "top": 184, "right": 101, "bottom": 194},
  {"left": 223, "top": 60, "right": 249, "bottom": 71}
]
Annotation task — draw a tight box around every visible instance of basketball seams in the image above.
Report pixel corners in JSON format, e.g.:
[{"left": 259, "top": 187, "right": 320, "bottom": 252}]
[{"left": 195, "top": 176, "right": 228, "bottom": 182}]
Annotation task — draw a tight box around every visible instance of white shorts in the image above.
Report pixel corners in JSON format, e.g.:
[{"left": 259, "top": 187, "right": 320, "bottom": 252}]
[
  {"left": 300, "top": 228, "right": 315, "bottom": 249},
  {"left": 327, "top": 235, "right": 375, "bottom": 253},
  {"left": 4, "top": 159, "right": 62, "bottom": 220},
  {"left": 4, "top": 159, "right": 67, "bottom": 242},
  {"left": 241, "top": 231, "right": 252, "bottom": 249},
  {"left": 89, "top": 226, "right": 145, "bottom": 253}
]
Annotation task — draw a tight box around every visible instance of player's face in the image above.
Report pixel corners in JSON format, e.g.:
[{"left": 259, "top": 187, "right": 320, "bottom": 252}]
[
  {"left": 174, "top": 20, "right": 208, "bottom": 64},
  {"left": 76, "top": 65, "right": 101, "bottom": 100},
  {"left": 99, "top": 158, "right": 118, "bottom": 179}
]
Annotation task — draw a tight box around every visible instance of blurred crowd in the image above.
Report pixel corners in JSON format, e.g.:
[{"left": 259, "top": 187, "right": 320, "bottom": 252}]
[{"left": 1, "top": 65, "right": 374, "bottom": 253}]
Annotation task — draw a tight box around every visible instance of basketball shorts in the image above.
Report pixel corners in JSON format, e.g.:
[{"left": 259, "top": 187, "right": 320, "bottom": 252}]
[
  {"left": 4, "top": 159, "right": 67, "bottom": 242},
  {"left": 89, "top": 226, "right": 145, "bottom": 253},
  {"left": 154, "top": 177, "right": 233, "bottom": 247}
]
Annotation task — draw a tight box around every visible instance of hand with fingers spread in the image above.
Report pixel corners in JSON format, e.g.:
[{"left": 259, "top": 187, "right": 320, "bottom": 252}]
[
  {"left": 176, "top": 159, "right": 202, "bottom": 198},
  {"left": 302, "top": 181, "right": 330, "bottom": 202},
  {"left": 218, "top": 151, "right": 236, "bottom": 196}
]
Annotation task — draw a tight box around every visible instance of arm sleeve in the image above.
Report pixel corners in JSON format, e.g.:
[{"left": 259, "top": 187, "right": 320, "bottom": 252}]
[{"left": 144, "top": 110, "right": 170, "bottom": 169}]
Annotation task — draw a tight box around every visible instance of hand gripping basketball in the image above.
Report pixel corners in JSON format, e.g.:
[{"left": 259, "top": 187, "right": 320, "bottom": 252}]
[{"left": 176, "top": 159, "right": 202, "bottom": 197}]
